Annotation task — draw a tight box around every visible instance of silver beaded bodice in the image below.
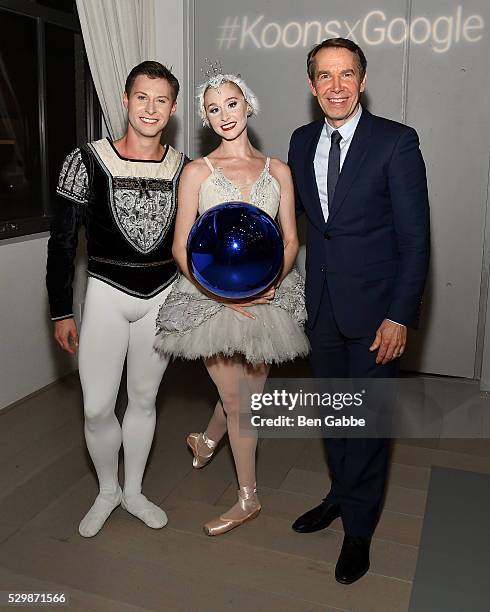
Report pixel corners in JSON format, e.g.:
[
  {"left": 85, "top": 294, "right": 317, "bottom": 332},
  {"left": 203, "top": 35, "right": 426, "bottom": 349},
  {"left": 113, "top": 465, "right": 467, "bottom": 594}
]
[{"left": 198, "top": 158, "right": 280, "bottom": 217}]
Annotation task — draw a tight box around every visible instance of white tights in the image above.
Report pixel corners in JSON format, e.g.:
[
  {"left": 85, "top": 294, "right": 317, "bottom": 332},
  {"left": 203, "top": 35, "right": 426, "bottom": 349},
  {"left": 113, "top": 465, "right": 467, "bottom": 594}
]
[{"left": 77, "top": 277, "right": 172, "bottom": 536}]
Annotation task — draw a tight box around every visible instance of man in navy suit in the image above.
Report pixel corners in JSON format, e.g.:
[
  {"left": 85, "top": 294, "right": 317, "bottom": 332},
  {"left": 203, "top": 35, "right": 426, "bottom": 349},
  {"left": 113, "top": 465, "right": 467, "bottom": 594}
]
[{"left": 288, "top": 38, "right": 430, "bottom": 584}]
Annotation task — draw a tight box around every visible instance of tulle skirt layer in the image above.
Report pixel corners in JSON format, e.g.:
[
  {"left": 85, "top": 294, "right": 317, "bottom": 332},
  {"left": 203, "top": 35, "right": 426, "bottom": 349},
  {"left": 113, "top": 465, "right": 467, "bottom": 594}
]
[{"left": 153, "top": 269, "right": 309, "bottom": 366}]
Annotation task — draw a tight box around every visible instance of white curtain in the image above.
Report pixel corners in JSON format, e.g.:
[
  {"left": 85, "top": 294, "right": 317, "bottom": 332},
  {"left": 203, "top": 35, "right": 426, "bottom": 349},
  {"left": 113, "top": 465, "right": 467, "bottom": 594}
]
[{"left": 76, "top": 0, "right": 156, "bottom": 139}]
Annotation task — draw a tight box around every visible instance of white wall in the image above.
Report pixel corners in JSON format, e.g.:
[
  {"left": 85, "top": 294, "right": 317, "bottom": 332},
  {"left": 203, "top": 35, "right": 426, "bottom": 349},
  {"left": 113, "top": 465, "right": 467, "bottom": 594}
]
[
  {"left": 0, "top": 1, "right": 186, "bottom": 411},
  {"left": 155, "top": 0, "right": 185, "bottom": 153},
  {"left": 3, "top": 1, "right": 490, "bottom": 405},
  {"left": 190, "top": 0, "right": 490, "bottom": 382},
  {"left": 0, "top": 234, "right": 86, "bottom": 410}
]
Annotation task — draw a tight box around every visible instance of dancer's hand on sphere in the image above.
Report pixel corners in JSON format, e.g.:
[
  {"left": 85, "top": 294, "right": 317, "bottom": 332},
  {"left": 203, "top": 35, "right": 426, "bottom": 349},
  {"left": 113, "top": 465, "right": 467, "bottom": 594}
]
[
  {"left": 54, "top": 318, "right": 79, "bottom": 354},
  {"left": 239, "top": 285, "right": 276, "bottom": 306},
  {"left": 258, "top": 285, "right": 276, "bottom": 301},
  {"left": 224, "top": 286, "right": 276, "bottom": 320}
]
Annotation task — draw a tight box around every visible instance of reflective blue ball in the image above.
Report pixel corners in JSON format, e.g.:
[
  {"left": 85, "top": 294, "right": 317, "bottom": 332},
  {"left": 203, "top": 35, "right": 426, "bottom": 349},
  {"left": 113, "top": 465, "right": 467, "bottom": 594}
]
[{"left": 187, "top": 201, "right": 283, "bottom": 299}]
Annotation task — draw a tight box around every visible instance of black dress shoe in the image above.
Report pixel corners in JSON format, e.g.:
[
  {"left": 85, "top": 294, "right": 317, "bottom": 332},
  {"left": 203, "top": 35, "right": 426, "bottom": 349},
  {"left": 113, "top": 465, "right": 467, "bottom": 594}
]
[
  {"left": 291, "top": 500, "right": 341, "bottom": 533},
  {"left": 335, "top": 535, "right": 371, "bottom": 584}
]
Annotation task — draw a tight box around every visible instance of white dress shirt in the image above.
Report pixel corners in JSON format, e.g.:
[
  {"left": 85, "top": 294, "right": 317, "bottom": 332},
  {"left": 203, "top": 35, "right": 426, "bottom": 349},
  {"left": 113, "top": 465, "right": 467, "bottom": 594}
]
[{"left": 314, "top": 104, "right": 363, "bottom": 223}]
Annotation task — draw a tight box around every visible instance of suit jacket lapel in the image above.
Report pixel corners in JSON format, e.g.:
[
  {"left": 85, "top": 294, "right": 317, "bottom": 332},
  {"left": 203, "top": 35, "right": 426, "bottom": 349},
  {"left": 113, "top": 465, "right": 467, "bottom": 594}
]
[
  {"left": 327, "top": 109, "right": 373, "bottom": 227},
  {"left": 304, "top": 120, "right": 326, "bottom": 229}
]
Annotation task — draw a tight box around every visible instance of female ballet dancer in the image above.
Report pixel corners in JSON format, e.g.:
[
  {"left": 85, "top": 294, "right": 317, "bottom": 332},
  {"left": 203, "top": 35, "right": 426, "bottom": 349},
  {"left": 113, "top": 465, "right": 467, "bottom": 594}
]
[{"left": 154, "top": 71, "right": 308, "bottom": 535}]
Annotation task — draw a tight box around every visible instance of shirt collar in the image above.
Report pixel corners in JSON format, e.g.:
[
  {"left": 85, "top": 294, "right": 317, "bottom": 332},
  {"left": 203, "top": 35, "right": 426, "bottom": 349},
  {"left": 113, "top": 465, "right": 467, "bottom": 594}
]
[{"left": 325, "top": 104, "right": 363, "bottom": 142}]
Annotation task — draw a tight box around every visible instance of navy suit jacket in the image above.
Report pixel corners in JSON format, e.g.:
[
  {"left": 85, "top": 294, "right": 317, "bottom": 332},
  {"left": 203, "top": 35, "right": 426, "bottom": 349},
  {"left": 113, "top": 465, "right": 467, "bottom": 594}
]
[{"left": 288, "top": 108, "right": 430, "bottom": 337}]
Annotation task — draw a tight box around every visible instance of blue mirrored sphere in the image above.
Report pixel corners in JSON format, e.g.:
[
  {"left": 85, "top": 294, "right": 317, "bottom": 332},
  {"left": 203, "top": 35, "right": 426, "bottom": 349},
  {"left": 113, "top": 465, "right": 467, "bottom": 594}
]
[{"left": 187, "top": 201, "right": 284, "bottom": 299}]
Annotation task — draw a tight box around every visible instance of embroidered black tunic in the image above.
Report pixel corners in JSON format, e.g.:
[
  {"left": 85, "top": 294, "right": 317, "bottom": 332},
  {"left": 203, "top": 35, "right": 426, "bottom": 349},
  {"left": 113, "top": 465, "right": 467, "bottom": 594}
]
[{"left": 46, "top": 138, "right": 188, "bottom": 320}]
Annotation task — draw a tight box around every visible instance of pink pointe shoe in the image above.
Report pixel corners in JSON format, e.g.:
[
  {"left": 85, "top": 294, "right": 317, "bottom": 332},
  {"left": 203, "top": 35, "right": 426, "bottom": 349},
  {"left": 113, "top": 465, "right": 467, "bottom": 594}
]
[
  {"left": 203, "top": 485, "right": 261, "bottom": 536},
  {"left": 186, "top": 432, "right": 217, "bottom": 469}
]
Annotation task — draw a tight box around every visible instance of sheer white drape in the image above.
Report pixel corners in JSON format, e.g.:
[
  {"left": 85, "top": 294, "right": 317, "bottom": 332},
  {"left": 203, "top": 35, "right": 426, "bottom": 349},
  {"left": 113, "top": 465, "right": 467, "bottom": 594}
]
[{"left": 76, "top": 0, "right": 155, "bottom": 139}]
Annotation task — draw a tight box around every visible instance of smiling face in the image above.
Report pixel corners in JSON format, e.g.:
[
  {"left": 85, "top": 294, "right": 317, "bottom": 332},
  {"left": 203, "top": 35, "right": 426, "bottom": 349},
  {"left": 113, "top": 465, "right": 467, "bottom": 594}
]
[
  {"left": 123, "top": 74, "right": 176, "bottom": 139},
  {"left": 204, "top": 81, "right": 250, "bottom": 140},
  {"left": 308, "top": 46, "right": 366, "bottom": 128}
]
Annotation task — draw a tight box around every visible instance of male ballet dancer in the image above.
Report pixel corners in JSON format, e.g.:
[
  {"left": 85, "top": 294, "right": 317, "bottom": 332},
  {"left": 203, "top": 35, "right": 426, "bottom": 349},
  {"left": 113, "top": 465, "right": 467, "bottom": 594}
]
[{"left": 47, "top": 61, "right": 187, "bottom": 537}]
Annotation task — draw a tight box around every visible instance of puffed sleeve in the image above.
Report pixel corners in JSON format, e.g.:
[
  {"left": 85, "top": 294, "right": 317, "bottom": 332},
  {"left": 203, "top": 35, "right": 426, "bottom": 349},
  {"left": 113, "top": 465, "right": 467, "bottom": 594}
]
[{"left": 46, "top": 148, "right": 89, "bottom": 320}]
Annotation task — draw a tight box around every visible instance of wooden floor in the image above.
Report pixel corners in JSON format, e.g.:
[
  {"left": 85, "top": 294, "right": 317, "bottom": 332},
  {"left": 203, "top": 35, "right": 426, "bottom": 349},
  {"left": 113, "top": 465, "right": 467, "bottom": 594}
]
[{"left": 1, "top": 360, "right": 490, "bottom": 612}]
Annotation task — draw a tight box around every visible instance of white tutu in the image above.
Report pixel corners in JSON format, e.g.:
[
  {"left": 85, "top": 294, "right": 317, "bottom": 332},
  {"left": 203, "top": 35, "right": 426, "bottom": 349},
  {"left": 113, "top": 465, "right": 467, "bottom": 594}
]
[{"left": 154, "top": 268, "right": 309, "bottom": 366}]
